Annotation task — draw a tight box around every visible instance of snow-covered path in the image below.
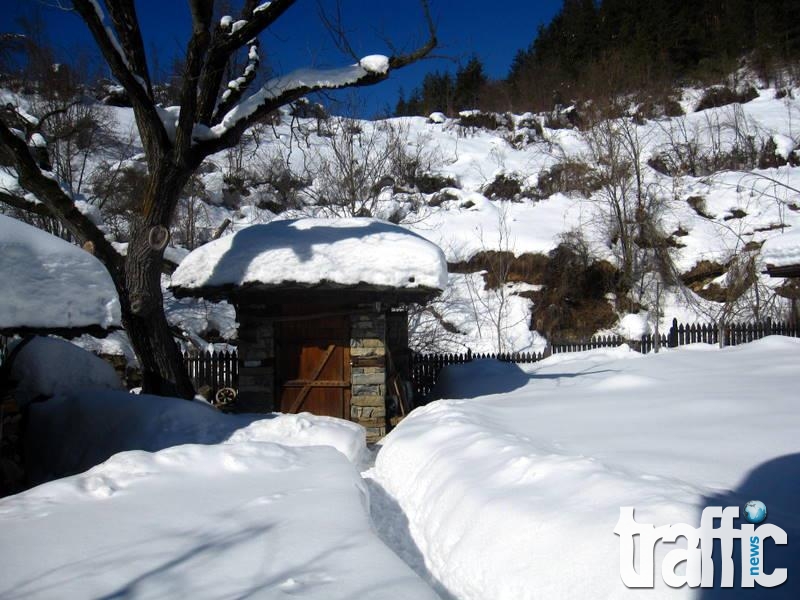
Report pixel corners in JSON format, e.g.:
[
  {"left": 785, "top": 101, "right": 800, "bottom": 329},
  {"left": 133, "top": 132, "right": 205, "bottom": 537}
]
[
  {"left": 369, "top": 337, "right": 800, "bottom": 599},
  {"left": 362, "top": 472, "right": 455, "bottom": 600}
]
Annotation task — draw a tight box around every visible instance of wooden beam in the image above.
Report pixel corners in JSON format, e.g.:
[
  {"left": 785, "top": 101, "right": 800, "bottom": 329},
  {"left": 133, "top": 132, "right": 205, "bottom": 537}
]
[{"left": 283, "top": 380, "right": 349, "bottom": 388}]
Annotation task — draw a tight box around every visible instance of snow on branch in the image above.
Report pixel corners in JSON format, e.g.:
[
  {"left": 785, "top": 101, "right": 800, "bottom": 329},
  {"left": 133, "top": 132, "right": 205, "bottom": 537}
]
[
  {"left": 253, "top": 2, "right": 273, "bottom": 14},
  {"left": 212, "top": 40, "right": 262, "bottom": 123},
  {"left": 206, "top": 55, "right": 389, "bottom": 138}
]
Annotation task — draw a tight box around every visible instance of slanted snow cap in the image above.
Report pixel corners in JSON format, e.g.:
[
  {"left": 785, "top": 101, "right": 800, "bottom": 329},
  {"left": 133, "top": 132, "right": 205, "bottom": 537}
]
[
  {"left": 0, "top": 214, "right": 120, "bottom": 335},
  {"left": 171, "top": 217, "right": 448, "bottom": 298},
  {"left": 761, "top": 229, "right": 800, "bottom": 272}
]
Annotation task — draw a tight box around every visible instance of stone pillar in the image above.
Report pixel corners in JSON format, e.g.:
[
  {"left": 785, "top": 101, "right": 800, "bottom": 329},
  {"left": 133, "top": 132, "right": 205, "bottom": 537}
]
[
  {"left": 236, "top": 307, "right": 275, "bottom": 412},
  {"left": 350, "top": 312, "right": 387, "bottom": 442}
]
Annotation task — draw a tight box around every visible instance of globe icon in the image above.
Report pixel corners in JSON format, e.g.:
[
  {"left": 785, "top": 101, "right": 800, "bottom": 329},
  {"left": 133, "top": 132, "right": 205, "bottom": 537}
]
[{"left": 744, "top": 500, "right": 767, "bottom": 524}]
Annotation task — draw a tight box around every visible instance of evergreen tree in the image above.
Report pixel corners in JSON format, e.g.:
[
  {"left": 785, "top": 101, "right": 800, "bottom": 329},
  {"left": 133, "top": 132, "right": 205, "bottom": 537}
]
[{"left": 454, "top": 56, "right": 488, "bottom": 110}]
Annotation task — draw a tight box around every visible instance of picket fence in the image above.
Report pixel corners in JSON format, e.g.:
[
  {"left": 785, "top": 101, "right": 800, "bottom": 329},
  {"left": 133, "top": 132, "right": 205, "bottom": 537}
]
[{"left": 181, "top": 350, "right": 238, "bottom": 399}]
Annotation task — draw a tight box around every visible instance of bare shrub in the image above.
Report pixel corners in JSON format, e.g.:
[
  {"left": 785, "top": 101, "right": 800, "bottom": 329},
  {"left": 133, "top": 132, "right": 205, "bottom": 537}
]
[
  {"left": 89, "top": 158, "right": 147, "bottom": 241},
  {"left": 531, "top": 230, "right": 618, "bottom": 342},
  {"left": 482, "top": 172, "right": 523, "bottom": 200},
  {"left": 300, "top": 117, "right": 439, "bottom": 219},
  {"left": 534, "top": 160, "right": 600, "bottom": 199},
  {"left": 695, "top": 86, "right": 759, "bottom": 112},
  {"left": 583, "top": 116, "right": 678, "bottom": 305},
  {"left": 457, "top": 110, "right": 511, "bottom": 131}
]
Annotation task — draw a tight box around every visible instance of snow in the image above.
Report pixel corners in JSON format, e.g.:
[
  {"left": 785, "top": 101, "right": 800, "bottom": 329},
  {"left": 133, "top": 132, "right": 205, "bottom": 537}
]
[
  {"left": 8, "top": 336, "right": 123, "bottom": 408},
  {"left": 772, "top": 133, "right": 795, "bottom": 159},
  {"left": 359, "top": 55, "right": 390, "bottom": 75},
  {"left": 25, "top": 388, "right": 367, "bottom": 483},
  {"left": 171, "top": 217, "right": 448, "bottom": 293},
  {"left": 0, "top": 215, "right": 120, "bottom": 333},
  {"left": 227, "top": 413, "right": 368, "bottom": 467},
  {"left": 1, "top": 440, "right": 437, "bottom": 599},
  {"left": 2, "top": 343, "right": 435, "bottom": 598},
  {"left": 372, "top": 338, "right": 800, "bottom": 599},
  {"left": 409, "top": 191, "right": 573, "bottom": 263},
  {"left": 615, "top": 311, "right": 652, "bottom": 339},
  {"left": 72, "top": 330, "right": 137, "bottom": 365},
  {"left": 28, "top": 132, "right": 46, "bottom": 148},
  {"left": 761, "top": 228, "right": 800, "bottom": 268}
]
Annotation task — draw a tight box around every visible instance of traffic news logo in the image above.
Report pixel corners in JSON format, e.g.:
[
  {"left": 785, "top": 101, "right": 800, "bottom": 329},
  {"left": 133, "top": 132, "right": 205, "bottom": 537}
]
[{"left": 614, "top": 502, "right": 788, "bottom": 588}]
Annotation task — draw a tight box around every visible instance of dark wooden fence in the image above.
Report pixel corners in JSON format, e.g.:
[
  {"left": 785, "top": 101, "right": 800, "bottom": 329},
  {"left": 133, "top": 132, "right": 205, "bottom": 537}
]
[
  {"left": 410, "top": 350, "right": 545, "bottom": 399},
  {"left": 410, "top": 318, "right": 798, "bottom": 403},
  {"left": 178, "top": 318, "right": 797, "bottom": 405},
  {"left": 181, "top": 350, "right": 238, "bottom": 399}
]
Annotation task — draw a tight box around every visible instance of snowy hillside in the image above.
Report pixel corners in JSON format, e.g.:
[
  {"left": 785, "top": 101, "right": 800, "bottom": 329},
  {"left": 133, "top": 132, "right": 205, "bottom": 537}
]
[{"left": 3, "top": 81, "right": 800, "bottom": 354}]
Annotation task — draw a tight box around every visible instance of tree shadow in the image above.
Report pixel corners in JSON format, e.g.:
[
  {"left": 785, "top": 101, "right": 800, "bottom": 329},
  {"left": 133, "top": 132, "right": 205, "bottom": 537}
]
[
  {"left": 430, "top": 358, "right": 617, "bottom": 400},
  {"left": 24, "top": 390, "right": 277, "bottom": 485},
  {"left": 363, "top": 471, "right": 455, "bottom": 600},
  {"left": 698, "top": 453, "right": 800, "bottom": 599}
]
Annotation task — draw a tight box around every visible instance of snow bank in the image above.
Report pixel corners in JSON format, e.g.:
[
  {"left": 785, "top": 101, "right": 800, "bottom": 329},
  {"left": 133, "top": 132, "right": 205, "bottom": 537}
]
[
  {"left": 761, "top": 229, "right": 800, "bottom": 268},
  {"left": 0, "top": 441, "right": 437, "bottom": 599},
  {"left": 72, "top": 330, "right": 137, "bottom": 365},
  {"left": 9, "top": 336, "right": 122, "bottom": 408},
  {"left": 26, "top": 389, "right": 366, "bottom": 484},
  {"left": 0, "top": 215, "right": 120, "bottom": 332},
  {"left": 172, "top": 217, "right": 448, "bottom": 292},
  {"left": 373, "top": 338, "right": 800, "bottom": 599},
  {"left": 228, "top": 413, "right": 367, "bottom": 466}
]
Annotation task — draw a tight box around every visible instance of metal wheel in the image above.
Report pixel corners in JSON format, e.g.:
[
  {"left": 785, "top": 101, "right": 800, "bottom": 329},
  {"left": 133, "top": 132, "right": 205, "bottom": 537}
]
[{"left": 214, "top": 387, "right": 237, "bottom": 407}]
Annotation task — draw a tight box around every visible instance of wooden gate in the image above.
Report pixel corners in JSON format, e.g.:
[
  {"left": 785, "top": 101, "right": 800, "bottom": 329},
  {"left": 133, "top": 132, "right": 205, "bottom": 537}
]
[{"left": 276, "top": 315, "right": 351, "bottom": 419}]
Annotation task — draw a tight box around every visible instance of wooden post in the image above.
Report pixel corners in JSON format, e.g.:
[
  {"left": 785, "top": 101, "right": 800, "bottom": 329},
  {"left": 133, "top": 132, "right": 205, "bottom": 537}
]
[{"left": 668, "top": 318, "right": 678, "bottom": 348}]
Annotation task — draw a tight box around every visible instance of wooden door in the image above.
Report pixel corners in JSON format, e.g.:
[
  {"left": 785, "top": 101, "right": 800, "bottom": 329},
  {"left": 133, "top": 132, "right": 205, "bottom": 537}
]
[{"left": 276, "top": 316, "right": 351, "bottom": 419}]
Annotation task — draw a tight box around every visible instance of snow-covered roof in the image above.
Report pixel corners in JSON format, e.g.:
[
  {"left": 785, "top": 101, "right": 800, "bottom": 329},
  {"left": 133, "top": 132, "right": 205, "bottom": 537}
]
[
  {"left": 761, "top": 229, "right": 800, "bottom": 275},
  {"left": 0, "top": 215, "right": 121, "bottom": 334},
  {"left": 171, "top": 217, "right": 448, "bottom": 298}
]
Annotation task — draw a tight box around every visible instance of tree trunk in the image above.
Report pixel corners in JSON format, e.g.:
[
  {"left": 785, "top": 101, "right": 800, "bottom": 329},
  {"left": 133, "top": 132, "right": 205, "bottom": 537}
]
[{"left": 119, "top": 163, "right": 196, "bottom": 398}]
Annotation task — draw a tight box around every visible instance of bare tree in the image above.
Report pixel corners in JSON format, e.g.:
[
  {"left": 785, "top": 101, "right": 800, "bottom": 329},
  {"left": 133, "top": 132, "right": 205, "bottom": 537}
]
[
  {"left": 462, "top": 205, "right": 527, "bottom": 353},
  {"left": 0, "top": 0, "right": 437, "bottom": 398},
  {"left": 301, "top": 117, "right": 435, "bottom": 219}
]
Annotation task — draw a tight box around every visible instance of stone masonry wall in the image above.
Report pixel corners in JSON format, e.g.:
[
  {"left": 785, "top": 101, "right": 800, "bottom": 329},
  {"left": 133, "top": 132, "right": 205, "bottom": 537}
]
[
  {"left": 350, "top": 312, "right": 387, "bottom": 442},
  {"left": 236, "top": 309, "right": 275, "bottom": 412}
]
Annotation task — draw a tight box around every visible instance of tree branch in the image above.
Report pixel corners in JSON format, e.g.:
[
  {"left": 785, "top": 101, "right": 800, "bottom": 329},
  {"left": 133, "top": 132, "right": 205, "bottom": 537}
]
[
  {"left": 0, "top": 189, "right": 53, "bottom": 217},
  {"left": 72, "top": 0, "right": 170, "bottom": 162},
  {"left": 192, "top": 1, "right": 437, "bottom": 165},
  {"left": 103, "top": 0, "right": 153, "bottom": 95},
  {"left": 195, "top": 0, "right": 297, "bottom": 124},
  {"left": 174, "top": 0, "right": 214, "bottom": 166},
  {"left": 223, "top": 0, "right": 298, "bottom": 53},
  {"left": 0, "top": 119, "right": 123, "bottom": 273}
]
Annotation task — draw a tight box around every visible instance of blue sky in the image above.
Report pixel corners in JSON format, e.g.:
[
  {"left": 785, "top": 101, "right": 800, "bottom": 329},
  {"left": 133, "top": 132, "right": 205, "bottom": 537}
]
[{"left": 2, "top": 0, "right": 563, "bottom": 116}]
